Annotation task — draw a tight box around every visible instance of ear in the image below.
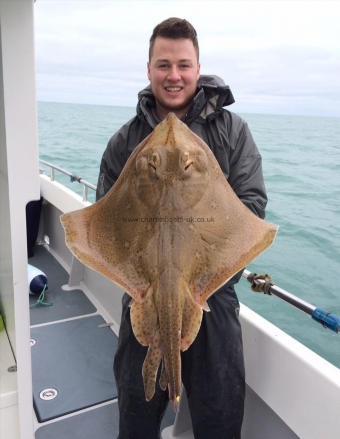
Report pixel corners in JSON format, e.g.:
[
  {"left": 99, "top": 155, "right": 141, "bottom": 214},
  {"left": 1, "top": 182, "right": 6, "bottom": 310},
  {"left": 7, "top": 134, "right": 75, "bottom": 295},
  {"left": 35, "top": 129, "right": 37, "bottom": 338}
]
[
  {"left": 147, "top": 62, "right": 151, "bottom": 81},
  {"left": 196, "top": 63, "right": 201, "bottom": 80}
]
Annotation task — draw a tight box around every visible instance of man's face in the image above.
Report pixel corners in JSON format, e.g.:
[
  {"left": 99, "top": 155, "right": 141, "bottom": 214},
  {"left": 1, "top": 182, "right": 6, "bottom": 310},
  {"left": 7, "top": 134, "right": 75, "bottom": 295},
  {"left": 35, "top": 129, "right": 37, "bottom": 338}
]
[{"left": 147, "top": 37, "right": 200, "bottom": 119}]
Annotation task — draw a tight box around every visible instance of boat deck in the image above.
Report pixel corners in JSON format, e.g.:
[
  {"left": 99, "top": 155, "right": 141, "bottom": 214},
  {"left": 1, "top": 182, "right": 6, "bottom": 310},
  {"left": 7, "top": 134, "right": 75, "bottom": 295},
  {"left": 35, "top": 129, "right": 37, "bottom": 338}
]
[{"left": 29, "top": 244, "right": 175, "bottom": 438}]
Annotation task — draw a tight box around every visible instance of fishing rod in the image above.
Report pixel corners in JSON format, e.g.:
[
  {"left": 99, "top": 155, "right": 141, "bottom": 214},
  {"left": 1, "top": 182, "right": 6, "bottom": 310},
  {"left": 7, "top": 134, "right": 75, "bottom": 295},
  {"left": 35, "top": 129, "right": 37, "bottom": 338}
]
[{"left": 242, "top": 269, "right": 340, "bottom": 334}]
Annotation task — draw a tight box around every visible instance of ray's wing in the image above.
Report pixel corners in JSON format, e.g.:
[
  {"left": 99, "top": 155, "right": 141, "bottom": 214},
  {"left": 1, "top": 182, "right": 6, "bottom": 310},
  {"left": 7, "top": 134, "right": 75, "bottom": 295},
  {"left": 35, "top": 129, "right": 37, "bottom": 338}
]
[
  {"left": 60, "top": 135, "right": 155, "bottom": 303},
  {"left": 188, "top": 174, "right": 278, "bottom": 305}
]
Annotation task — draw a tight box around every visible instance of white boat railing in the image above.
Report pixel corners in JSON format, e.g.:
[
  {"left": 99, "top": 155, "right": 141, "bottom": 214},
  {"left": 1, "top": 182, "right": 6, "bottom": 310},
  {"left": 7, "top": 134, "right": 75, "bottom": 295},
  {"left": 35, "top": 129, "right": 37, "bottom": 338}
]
[{"left": 39, "top": 159, "right": 96, "bottom": 202}]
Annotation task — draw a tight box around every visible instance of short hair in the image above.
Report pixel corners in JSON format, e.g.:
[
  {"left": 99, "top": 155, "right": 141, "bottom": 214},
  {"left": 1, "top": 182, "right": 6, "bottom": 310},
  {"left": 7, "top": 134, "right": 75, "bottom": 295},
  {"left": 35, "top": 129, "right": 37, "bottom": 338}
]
[{"left": 149, "top": 17, "right": 199, "bottom": 61}]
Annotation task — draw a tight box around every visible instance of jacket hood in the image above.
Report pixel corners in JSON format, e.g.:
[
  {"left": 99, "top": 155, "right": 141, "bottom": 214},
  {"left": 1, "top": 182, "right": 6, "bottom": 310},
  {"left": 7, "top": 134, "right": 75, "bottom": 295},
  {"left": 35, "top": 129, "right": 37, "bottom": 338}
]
[{"left": 137, "top": 74, "right": 235, "bottom": 127}]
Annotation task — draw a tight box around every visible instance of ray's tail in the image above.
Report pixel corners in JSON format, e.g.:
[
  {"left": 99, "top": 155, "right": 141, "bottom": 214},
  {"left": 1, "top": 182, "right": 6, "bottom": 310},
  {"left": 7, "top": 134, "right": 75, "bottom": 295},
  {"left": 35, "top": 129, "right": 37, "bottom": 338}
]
[
  {"left": 158, "top": 279, "right": 183, "bottom": 409},
  {"left": 163, "top": 322, "right": 182, "bottom": 409}
]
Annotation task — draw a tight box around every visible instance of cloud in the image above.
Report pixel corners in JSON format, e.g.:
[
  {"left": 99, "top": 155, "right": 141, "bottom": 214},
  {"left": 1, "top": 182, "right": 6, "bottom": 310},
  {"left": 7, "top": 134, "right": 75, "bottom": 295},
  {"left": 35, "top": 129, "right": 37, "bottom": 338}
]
[{"left": 34, "top": 0, "right": 340, "bottom": 116}]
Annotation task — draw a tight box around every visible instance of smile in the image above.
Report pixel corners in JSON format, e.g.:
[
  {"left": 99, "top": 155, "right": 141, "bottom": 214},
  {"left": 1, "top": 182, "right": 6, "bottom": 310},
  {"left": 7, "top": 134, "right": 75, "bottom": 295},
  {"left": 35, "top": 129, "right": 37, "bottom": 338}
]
[{"left": 164, "top": 86, "right": 183, "bottom": 92}]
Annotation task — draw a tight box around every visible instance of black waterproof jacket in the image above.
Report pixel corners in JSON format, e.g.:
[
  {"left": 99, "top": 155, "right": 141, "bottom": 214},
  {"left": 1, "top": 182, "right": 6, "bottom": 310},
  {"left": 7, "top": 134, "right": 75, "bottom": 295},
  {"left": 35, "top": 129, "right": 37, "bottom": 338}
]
[{"left": 96, "top": 74, "right": 267, "bottom": 220}]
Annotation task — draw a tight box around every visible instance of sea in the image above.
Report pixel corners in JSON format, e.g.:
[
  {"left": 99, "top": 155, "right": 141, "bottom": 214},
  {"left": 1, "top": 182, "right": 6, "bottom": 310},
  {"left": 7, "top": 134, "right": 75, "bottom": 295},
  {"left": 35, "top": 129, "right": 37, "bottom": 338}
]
[{"left": 38, "top": 101, "right": 340, "bottom": 369}]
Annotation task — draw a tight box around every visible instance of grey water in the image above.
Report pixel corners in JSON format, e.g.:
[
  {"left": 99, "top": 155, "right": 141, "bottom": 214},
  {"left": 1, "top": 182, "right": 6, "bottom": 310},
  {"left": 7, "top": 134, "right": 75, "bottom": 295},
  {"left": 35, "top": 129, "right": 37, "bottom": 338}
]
[{"left": 38, "top": 101, "right": 340, "bottom": 368}]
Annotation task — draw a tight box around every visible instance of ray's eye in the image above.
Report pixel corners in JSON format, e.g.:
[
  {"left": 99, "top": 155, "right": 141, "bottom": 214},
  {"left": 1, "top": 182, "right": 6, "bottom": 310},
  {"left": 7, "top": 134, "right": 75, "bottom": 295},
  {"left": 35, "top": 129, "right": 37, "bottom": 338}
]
[
  {"left": 184, "top": 160, "right": 193, "bottom": 171},
  {"left": 148, "top": 151, "right": 160, "bottom": 171},
  {"left": 181, "top": 151, "right": 193, "bottom": 171}
]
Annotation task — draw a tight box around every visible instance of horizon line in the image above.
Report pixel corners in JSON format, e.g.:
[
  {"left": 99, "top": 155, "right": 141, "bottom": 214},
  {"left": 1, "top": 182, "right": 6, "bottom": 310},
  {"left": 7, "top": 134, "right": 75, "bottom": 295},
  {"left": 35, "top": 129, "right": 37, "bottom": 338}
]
[{"left": 36, "top": 99, "right": 340, "bottom": 120}]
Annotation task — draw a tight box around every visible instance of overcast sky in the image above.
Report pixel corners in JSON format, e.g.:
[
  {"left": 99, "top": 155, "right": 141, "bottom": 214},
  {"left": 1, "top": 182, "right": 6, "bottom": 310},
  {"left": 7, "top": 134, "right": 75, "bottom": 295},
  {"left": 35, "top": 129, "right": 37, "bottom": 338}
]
[{"left": 34, "top": 0, "right": 340, "bottom": 117}]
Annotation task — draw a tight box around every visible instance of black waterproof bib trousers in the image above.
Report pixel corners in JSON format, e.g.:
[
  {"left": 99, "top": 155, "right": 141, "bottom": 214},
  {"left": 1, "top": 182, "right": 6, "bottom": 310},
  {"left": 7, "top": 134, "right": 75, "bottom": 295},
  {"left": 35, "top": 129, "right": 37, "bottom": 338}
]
[{"left": 114, "top": 284, "right": 245, "bottom": 439}]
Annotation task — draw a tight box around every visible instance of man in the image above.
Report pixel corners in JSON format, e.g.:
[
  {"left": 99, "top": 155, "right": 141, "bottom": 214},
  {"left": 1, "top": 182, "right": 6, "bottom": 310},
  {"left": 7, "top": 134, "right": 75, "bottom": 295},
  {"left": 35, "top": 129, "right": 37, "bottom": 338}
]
[{"left": 97, "top": 17, "right": 267, "bottom": 439}]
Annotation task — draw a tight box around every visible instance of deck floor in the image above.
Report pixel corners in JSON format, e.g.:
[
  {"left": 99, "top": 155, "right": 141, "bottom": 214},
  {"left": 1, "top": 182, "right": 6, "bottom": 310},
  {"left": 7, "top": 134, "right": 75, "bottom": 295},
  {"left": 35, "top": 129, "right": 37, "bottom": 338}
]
[
  {"left": 31, "top": 315, "right": 118, "bottom": 422},
  {"left": 35, "top": 403, "right": 120, "bottom": 439}
]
